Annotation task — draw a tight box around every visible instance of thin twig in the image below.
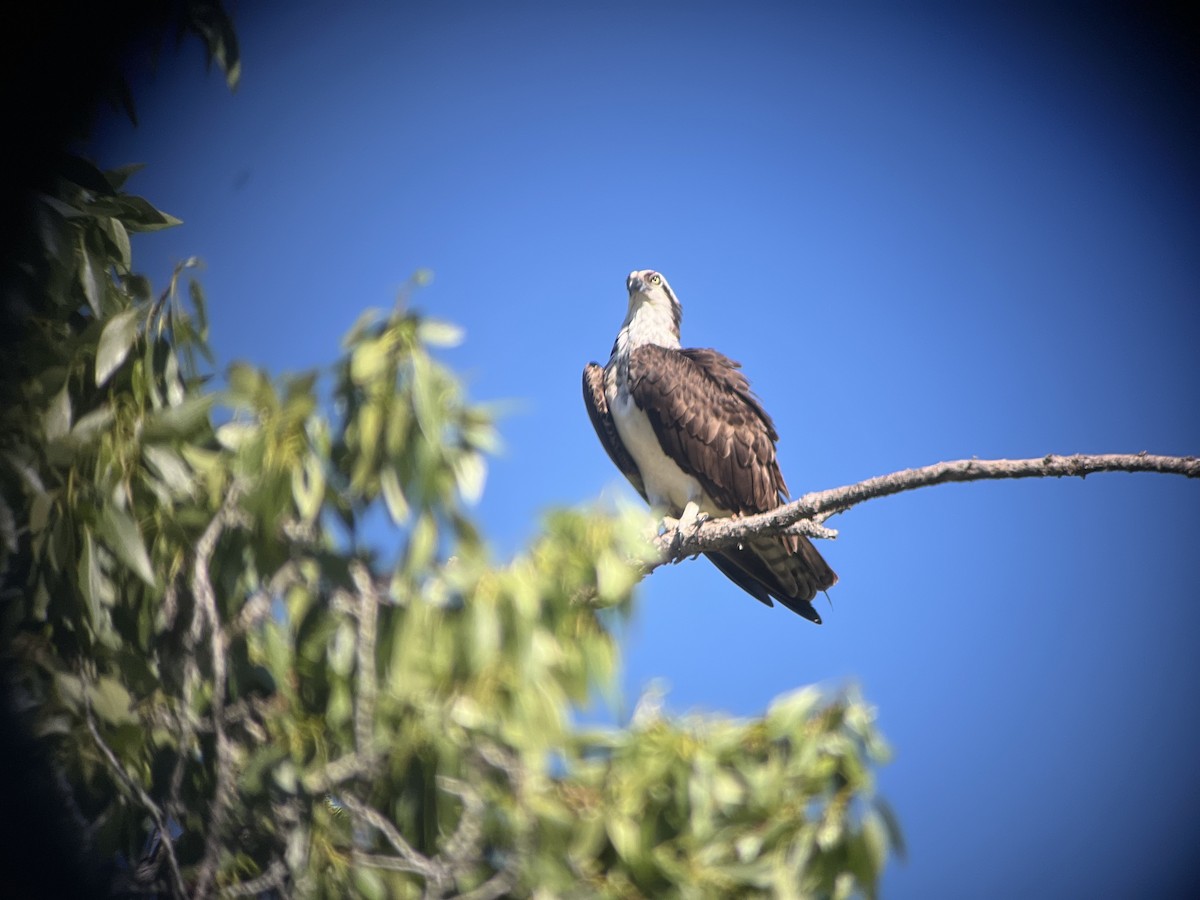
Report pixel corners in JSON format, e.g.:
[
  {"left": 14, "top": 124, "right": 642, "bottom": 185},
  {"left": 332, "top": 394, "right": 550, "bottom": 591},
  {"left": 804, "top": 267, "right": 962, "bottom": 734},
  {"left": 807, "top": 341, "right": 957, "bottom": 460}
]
[
  {"left": 652, "top": 452, "right": 1199, "bottom": 565},
  {"left": 301, "top": 751, "right": 374, "bottom": 794},
  {"left": 350, "top": 561, "right": 379, "bottom": 761},
  {"left": 83, "top": 691, "right": 186, "bottom": 896},
  {"left": 219, "top": 859, "right": 288, "bottom": 897},
  {"left": 339, "top": 793, "right": 441, "bottom": 883},
  {"left": 452, "top": 870, "right": 518, "bottom": 900},
  {"left": 351, "top": 851, "right": 437, "bottom": 876},
  {"left": 435, "top": 776, "right": 485, "bottom": 864}
]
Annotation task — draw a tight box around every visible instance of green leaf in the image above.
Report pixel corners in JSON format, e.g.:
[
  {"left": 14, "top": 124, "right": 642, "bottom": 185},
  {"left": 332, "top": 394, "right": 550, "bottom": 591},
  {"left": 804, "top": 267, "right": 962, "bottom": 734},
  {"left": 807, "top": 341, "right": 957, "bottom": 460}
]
[
  {"left": 189, "top": 278, "right": 209, "bottom": 340},
  {"left": 766, "top": 687, "right": 821, "bottom": 740},
  {"left": 99, "top": 504, "right": 157, "bottom": 587},
  {"left": 292, "top": 452, "right": 325, "bottom": 522},
  {"left": 100, "top": 216, "right": 131, "bottom": 268},
  {"left": 607, "top": 814, "right": 641, "bottom": 863},
  {"left": 0, "top": 495, "right": 15, "bottom": 556},
  {"left": 464, "top": 419, "right": 502, "bottom": 454},
  {"left": 142, "top": 393, "right": 215, "bottom": 441},
  {"left": 380, "top": 466, "right": 409, "bottom": 525},
  {"left": 70, "top": 405, "right": 115, "bottom": 443},
  {"left": 416, "top": 318, "right": 464, "bottom": 348},
  {"left": 227, "top": 362, "right": 271, "bottom": 409},
  {"left": 78, "top": 236, "right": 104, "bottom": 316},
  {"left": 143, "top": 445, "right": 194, "bottom": 495},
  {"left": 326, "top": 681, "right": 352, "bottom": 729},
  {"left": 349, "top": 335, "right": 389, "bottom": 386},
  {"left": 44, "top": 384, "right": 72, "bottom": 440},
  {"left": 60, "top": 155, "right": 118, "bottom": 194},
  {"left": 103, "top": 162, "right": 146, "bottom": 191},
  {"left": 29, "top": 490, "right": 54, "bottom": 534},
  {"left": 90, "top": 676, "right": 136, "bottom": 726},
  {"left": 272, "top": 760, "right": 298, "bottom": 794},
  {"left": 187, "top": 1, "right": 242, "bottom": 90},
  {"left": 114, "top": 194, "right": 183, "bottom": 232},
  {"left": 594, "top": 548, "right": 636, "bottom": 604},
  {"left": 216, "top": 421, "right": 256, "bottom": 450},
  {"left": 404, "top": 512, "right": 437, "bottom": 576},
  {"left": 327, "top": 620, "right": 355, "bottom": 677},
  {"left": 39, "top": 193, "right": 85, "bottom": 220},
  {"left": 96, "top": 307, "right": 139, "bottom": 387},
  {"left": 163, "top": 346, "right": 185, "bottom": 406},
  {"left": 351, "top": 867, "right": 388, "bottom": 900},
  {"left": 78, "top": 529, "right": 104, "bottom": 624},
  {"left": 452, "top": 451, "right": 486, "bottom": 505}
]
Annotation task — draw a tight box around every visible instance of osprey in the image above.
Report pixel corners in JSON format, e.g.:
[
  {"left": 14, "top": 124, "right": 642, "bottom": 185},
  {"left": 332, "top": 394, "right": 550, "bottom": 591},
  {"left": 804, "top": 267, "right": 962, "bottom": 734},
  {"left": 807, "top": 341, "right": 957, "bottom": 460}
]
[{"left": 582, "top": 269, "right": 837, "bottom": 623}]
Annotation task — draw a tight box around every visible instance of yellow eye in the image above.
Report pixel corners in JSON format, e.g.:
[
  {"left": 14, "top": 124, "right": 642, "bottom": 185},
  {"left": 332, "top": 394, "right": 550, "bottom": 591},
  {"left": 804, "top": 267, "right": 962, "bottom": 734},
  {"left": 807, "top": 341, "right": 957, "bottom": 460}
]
[{"left": 650, "top": 274, "right": 661, "bottom": 285}]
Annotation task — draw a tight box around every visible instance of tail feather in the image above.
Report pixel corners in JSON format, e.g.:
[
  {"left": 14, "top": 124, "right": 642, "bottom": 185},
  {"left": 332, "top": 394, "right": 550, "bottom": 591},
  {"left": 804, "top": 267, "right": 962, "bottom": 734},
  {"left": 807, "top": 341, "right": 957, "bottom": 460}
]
[{"left": 705, "top": 534, "right": 836, "bottom": 624}]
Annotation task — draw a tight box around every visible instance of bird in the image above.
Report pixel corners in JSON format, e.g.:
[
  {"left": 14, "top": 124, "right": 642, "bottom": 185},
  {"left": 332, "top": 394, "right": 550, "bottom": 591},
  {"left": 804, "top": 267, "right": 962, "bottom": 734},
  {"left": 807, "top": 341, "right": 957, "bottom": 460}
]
[{"left": 582, "top": 269, "right": 837, "bottom": 623}]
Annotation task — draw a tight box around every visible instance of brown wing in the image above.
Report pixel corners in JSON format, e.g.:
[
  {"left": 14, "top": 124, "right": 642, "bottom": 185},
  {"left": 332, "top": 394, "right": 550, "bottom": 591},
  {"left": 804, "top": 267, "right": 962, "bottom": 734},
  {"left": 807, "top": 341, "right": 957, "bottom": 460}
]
[
  {"left": 627, "top": 345, "right": 837, "bottom": 621},
  {"left": 627, "top": 344, "right": 785, "bottom": 514},
  {"left": 582, "top": 362, "right": 647, "bottom": 500}
]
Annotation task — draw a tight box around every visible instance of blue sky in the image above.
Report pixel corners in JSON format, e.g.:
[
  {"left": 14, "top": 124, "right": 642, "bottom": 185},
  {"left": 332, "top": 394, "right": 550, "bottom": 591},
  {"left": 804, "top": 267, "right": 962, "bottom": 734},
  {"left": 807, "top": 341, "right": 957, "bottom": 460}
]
[{"left": 92, "top": 3, "right": 1200, "bottom": 895}]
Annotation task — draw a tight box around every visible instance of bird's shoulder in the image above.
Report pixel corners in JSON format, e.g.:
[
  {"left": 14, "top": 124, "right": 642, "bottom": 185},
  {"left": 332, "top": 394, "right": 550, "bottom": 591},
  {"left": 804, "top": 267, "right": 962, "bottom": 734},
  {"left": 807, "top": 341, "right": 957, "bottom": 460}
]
[{"left": 629, "top": 344, "right": 778, "bottom": 438}]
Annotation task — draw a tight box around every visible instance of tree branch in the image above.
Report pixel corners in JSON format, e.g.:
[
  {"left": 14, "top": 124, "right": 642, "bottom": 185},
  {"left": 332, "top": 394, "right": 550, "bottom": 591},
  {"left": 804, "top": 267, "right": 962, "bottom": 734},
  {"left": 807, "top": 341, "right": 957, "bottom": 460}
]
[
  {"left": 191, "top": 487, "right": 242, "bottom": 900},
  {"left": 339, "top": 793, "right": 442, "bottom": 886},
  {"left": 350, "top": 561, "right": 380, "bottom": 761},
  {"left": 83, "top": 692, "right": 186, "bottom": 897},
  {"left": 652, "top": 453, "right": 1198, "bottom": 565},
  {"left": 220, "top": 859, "right": 288, "bottom": 897}
]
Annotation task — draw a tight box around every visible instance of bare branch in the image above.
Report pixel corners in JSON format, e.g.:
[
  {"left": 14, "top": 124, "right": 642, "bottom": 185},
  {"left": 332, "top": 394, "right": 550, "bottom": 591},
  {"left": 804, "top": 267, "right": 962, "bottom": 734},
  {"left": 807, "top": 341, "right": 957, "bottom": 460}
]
[
  {"left": 191, "top": 487, "right": 242, "bottom": 900},
  {"left": 220, "top": 859, "right": 288, "bottom": 897},
  {"left": 339, "top": 793, "right": 441, "bottom": 884},
  {"left": 301, "top": 752, "right": 374, "bottom": 794},
  {"left": 452, "top": 870, "right": 518, "bottom": 900},
  {"left": 653, "top": 453, "right": 1199, "bottom": 564},
  {"left": 350, "top": 561, "right": 380, "bottom": 761},
  {"left": 83, "top": 691, "right": 186, "bottom": 897},
  {"left": 435, "top": 775, "right": 485, "bottom": 866},
  {"left": 352, "top": 851, "right": 436, "bottom": 876}
]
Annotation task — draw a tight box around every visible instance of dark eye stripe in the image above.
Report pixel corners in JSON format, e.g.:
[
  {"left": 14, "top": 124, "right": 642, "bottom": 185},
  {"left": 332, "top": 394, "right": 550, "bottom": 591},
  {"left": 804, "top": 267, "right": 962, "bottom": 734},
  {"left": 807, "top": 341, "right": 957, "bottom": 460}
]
[{"left": 660, "top": 279, "right": 683, "bottom": 333}]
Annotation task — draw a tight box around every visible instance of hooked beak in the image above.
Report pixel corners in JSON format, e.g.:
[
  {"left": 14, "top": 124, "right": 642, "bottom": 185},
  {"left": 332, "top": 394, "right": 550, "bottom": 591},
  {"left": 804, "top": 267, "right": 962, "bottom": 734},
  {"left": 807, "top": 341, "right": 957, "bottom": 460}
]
[{"left": 626, "top": 271, "right": 646, "bottom": 294}]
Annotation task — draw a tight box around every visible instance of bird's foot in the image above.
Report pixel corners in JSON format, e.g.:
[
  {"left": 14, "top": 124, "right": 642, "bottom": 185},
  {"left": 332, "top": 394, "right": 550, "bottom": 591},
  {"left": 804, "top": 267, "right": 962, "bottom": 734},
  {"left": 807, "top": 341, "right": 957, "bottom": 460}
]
[{"left": 664, "top": 502, "right": 708, "bottom": 557}]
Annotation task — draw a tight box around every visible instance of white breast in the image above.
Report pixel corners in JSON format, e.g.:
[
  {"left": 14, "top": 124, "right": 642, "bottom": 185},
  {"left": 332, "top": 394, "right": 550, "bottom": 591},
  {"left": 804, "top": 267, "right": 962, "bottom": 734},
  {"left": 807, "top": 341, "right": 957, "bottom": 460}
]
[
  {"left": 605, "top": 370, "right": 722, "bottom": 516},
  {"left": 611, "top": 391, "right": 702, "bottom": 513}
]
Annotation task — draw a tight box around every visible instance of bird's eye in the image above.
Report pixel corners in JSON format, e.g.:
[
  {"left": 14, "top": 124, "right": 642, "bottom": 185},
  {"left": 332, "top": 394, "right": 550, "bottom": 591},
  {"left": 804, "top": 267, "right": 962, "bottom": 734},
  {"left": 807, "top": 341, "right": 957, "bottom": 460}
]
[{"left": 650, "top": 274, "right": 661, "bottom": 285}]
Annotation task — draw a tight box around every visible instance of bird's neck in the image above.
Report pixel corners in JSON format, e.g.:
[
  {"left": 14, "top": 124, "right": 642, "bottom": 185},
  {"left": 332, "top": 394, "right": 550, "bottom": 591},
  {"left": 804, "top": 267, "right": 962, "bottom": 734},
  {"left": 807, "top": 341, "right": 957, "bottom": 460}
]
[
  {"left": 608, "top": 302, "right": 681, "bottom": 389},
  {"left": 614, "top": 301, "right": 680, "bottom": 354}
]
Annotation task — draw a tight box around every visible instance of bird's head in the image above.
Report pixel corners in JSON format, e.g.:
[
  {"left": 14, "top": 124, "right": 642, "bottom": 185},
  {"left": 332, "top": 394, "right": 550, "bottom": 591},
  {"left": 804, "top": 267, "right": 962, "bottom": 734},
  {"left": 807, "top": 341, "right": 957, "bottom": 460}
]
[{"left": 623, "top": 269, "right": 682, "bottom": 346}]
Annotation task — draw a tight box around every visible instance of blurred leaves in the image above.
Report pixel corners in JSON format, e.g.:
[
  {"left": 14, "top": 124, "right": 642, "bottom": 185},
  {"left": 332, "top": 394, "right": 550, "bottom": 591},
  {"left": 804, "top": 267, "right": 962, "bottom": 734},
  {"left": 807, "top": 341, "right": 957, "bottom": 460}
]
[{"left": 95, "top": 307, "right": 138, "bottom": 386}]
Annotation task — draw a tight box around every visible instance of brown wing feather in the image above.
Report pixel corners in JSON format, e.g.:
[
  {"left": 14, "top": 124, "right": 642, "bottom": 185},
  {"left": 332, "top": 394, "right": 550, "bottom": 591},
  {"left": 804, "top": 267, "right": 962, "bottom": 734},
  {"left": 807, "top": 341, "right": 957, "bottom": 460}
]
[
  {"left": 706, "top": 548, "right": 821, "bottom": 623},
  {"left": 582, "top": 362, "right": 647, "bottom": 500},
  {"left": 626, "top": 345, "right": 837, "bottom": 620},
  {"left": 627, "top": 345, "right": 785, "bottom": 514},
  {"left": 705, "top": 535, "right": 837, "bottom": 623}
]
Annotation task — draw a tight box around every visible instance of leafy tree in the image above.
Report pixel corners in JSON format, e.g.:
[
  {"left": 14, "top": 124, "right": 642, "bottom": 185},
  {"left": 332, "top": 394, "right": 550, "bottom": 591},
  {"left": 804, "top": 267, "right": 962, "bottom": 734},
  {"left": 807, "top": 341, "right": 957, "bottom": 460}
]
[
  {"left": 0, "top": 15, "right": 897, "bottom": 898},
  {"left": 0, "top": 157, "right": 897, "bottom": 898}
]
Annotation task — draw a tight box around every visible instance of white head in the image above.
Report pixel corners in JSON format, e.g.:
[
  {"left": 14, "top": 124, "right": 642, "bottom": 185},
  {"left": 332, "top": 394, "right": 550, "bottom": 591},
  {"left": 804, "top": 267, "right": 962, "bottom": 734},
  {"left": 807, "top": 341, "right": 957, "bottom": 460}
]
[{"left": 621, "top": 269, "right": 683, "bottom": 348}]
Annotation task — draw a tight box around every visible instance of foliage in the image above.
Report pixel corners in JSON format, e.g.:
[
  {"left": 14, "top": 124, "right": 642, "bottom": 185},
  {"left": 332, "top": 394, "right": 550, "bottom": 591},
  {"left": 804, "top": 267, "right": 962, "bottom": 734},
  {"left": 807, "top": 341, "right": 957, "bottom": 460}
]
[
  {"left": 0, "top": 14, "right": 899, "bottom": 898},
  {"left": 0, "top": 162, "right": 899, "bottom": 898}
]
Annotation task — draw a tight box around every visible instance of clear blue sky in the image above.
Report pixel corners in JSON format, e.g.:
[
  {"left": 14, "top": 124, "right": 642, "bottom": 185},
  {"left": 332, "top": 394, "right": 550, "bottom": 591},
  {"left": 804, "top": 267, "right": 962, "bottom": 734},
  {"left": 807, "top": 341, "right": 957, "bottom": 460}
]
[{"left": 92, "top": 3, "right": 1200, "bottom": 896}]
